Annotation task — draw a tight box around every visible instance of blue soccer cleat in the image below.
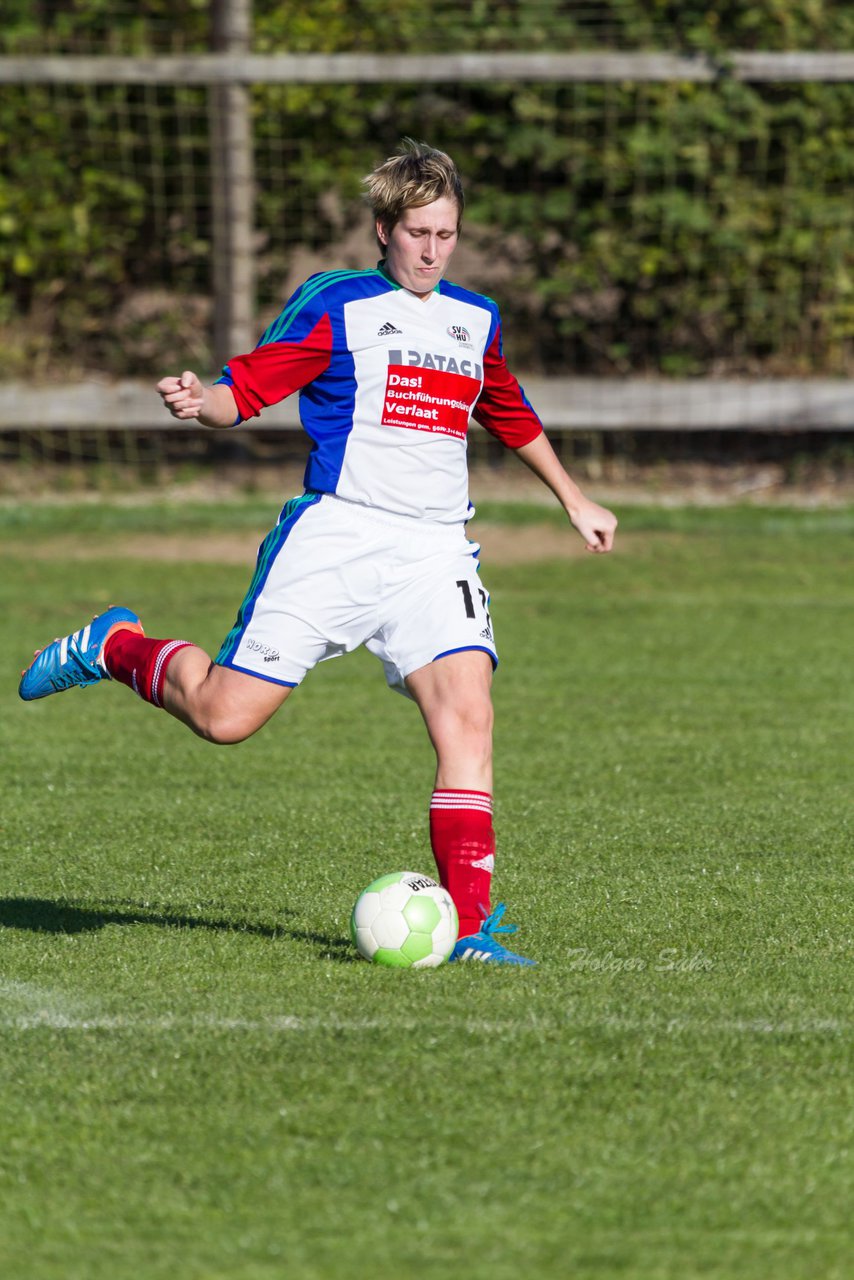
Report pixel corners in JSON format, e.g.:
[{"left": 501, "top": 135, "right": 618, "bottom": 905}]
[
  {"left": 449, "top": 902, "right": 537, "bottom": 966},
  {"left": 19, "top": 606, "right": 143, "bottom": 701}
]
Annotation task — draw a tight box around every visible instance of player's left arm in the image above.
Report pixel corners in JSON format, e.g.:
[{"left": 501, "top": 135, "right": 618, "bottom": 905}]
[
  {"left": 514, "top": 431, "right": 617, "bottom": 554},
  {"left": 472, "top": 315, "right": 617, "bottom": 553}
]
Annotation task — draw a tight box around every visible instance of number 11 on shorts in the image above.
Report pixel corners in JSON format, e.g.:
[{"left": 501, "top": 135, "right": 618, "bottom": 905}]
[{"left": 456, "top": 579, "right": 491, "bottom": 628}]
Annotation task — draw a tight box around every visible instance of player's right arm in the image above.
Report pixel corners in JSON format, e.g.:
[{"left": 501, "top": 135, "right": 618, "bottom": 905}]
[
  {"left": 157, "top": 275, "right": 335, "bottom": 428},
  {"left": 156, "top": 371, "right": 238, "bottom": 428}
]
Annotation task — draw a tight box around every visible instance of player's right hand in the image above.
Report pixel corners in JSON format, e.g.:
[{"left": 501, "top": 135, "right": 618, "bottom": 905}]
[{"left": 156, "top": 370, "right": 206, "bottom": 420}]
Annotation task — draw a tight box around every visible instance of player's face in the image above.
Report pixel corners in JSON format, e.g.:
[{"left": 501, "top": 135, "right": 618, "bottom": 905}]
[{"left": 378, "top": 196, "right": 460, "bottom": 298}]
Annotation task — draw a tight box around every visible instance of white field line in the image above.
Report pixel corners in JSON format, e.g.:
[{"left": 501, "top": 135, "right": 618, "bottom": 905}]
[
  {"left": 1, "top": 980, "right": 849, "bottom": 1036},
  {"left": 0, "top": 978, "right": 96, "bottom": 1020},
  {"left": 0, "top": 1008, "right": 849, "bottom": 1037}
]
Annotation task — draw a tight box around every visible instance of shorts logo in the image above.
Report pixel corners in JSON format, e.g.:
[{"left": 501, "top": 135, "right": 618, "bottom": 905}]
[
  {"left": 480, "top": 624, "right": 493, "bottom": 641},
  {"left": 378, "top": 321, "right": 403, "bottom": 336},
  {"left": 247, "top": 638, "right": 280, "bottom": 663},
  {"left": 448, "top": 324, "right": 471, "bottom": 344}
]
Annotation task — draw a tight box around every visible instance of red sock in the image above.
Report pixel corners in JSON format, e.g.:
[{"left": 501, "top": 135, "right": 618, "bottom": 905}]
[
  {"left": 429, "top": 789, "right": 495, "bottom": 939},
  {"left": 103, "top": 630, "right": 193, "bottom": 708}
]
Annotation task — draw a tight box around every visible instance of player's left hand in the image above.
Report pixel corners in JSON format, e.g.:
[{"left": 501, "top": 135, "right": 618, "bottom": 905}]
[{"left": 569, "top": 497, "right": 618, "bottom": 553}]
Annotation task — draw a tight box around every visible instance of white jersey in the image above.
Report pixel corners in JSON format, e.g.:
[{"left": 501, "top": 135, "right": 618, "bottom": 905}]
[{"left": 216, "top": 264, "right": 543, "bottom": 524}]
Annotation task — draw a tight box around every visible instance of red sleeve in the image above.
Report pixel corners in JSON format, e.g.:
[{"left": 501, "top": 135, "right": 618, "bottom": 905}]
[
  {"left": 472, "top": 327, "right": 543, "bottom": 448},
  {"left": 224, "top": 312, "right": 333, "bottom": 421}
]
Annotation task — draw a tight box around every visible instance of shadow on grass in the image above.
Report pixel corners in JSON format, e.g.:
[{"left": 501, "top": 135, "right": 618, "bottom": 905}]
[{"left": 0, "top": 897, "right": 356, "bottom": 962}]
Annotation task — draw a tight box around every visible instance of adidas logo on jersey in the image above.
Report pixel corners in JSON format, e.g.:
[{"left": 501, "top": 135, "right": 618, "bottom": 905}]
[{"left": 377, "top": 321, "right": 403, "bottom": 336}]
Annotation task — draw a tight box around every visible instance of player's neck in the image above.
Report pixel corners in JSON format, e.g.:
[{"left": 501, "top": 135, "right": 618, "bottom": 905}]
[{"left": 377, "top": 258, "right": 437, "bottom": 301}]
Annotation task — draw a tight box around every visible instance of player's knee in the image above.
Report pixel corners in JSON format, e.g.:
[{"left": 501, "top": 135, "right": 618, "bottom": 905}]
[
  {"left": 433, "top": 698, "right": 494, "bottom": 756},
  {"left": 468, "top": 700, "right": 494, "bottom": 746},
  {"left": 181, "top": 671, "right": 289, "bottom": 744},
  {"left": 192, "top": 709, "right": 257, "bottom": 746}
]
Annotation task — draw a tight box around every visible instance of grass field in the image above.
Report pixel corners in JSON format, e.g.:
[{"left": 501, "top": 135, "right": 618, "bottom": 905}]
[{"left": 1, "top": 499, "right": 852, "bottom": 1280}]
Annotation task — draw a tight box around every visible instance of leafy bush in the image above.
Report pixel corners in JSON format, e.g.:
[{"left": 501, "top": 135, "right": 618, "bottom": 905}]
[{"left": 1, "top": 1, "right": 852, "bottom": 375}]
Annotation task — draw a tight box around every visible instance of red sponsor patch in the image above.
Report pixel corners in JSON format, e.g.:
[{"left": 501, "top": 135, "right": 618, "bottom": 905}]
[{"left": 382, "top": 365, "right": 481, "bottom": 440}]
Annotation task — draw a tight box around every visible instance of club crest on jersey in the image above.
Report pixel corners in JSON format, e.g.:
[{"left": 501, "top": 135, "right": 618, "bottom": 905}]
[{"left": 447, "top": 324, "right": 471, "bottom": 345}]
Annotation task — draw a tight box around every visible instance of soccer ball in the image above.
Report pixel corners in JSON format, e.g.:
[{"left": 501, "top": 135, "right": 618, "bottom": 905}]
[{"left": 350, "top": 871, "right": 458, "bottom": 968}]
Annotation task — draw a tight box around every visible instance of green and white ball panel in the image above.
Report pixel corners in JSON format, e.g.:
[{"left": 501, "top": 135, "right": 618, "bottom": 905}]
[
  {"left": 371, "top": 907, "right": 410, "bottom": 950},
  {"left": 350, "top": 871, "right": 459, "bottom": 968}
]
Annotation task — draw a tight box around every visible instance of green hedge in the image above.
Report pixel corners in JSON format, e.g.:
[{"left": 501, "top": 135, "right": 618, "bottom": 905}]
[{"left": 1, "top": 1, "right": 852, "bottom": 375}]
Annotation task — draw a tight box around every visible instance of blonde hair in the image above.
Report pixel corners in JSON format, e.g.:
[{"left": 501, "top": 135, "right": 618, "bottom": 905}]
[{"left": 363, "top": 139, "right": 464, "bottom": 249}]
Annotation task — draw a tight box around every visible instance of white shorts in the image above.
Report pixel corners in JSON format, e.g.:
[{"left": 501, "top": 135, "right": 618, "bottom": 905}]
[{"left": 215, "top": 492, "right": 497, "bottom": 694}]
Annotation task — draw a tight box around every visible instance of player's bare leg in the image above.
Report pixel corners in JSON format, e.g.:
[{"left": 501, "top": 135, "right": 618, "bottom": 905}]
[
  {"left": 160, "top": 648, "right": 292, "bottom": 743},
  {"left": 405, "top": 648, "right": 494, "bottom": 793},
  {"left": 19, "top": 606, "right": 291, "bottom": 746},
  {"left": 406, "top": 650, "right": 534, "bottom": 965}
]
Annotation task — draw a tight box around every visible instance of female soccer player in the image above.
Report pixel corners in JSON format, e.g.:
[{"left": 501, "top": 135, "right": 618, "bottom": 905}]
[{"left": 20, "top": 141, "right": 617, "bottom": 964}]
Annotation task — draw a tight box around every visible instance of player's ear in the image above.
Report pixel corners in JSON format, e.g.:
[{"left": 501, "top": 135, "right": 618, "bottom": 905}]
[{"left": 376, "top": 219, "right": 389, "bottom": 247}]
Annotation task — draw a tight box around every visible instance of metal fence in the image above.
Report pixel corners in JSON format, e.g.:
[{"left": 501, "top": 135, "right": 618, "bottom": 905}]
[{"left": 1, "top": 2, "right": 853, "bottom": 438}]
